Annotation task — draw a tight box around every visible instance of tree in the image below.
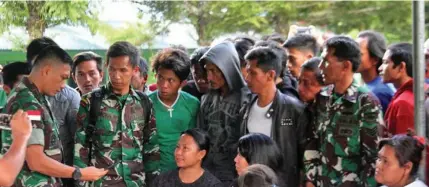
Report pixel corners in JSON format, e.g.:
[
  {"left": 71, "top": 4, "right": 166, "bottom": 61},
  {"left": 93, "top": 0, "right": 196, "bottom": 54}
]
[
  {"left": 98, "top": 21, "right": 156, "bottom": 47},
  {"left": 139, "top": 1, "right": 267, "bottom": 45},
  {"left": 0, "top": 1, "right": 99, "bottom": 40}
]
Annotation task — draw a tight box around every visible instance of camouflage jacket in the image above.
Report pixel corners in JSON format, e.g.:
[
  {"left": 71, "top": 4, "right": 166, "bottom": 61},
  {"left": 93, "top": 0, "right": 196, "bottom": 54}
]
[
  {"left": 74, "top": 84, "right": 160, "bottom": 187},
  {"left": 303, "top": 81, "right": 384, "bottom": 187},
  {"left": 0, "top": 77, "right": 63, "bottom": 187}
]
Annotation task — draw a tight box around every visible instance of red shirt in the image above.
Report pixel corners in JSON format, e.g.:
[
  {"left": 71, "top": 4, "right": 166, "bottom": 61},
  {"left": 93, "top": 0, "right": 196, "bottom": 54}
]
[{"left": 384, "top": 79, "right": 414, "bottom": 135}]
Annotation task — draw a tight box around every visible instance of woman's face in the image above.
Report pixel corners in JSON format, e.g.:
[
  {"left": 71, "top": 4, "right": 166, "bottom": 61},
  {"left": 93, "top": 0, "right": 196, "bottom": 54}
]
[
  {"left": 175, "top": 134, "right": 205, "bottom": 168},
  {"left": 375, "top": 145, "right": 412, "bottom": 186},
  {"left": 234, "top": 151, "right": 250, "bottom": 176}
]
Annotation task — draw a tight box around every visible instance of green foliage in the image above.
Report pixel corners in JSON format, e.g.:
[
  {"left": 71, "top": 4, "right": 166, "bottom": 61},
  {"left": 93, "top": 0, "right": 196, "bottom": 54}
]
[
  {"left": 0, "top": 1, "right": 99, "bottom": 39},
  {"left": 98, "top": 22, "right": 156, "bottom": 47}
]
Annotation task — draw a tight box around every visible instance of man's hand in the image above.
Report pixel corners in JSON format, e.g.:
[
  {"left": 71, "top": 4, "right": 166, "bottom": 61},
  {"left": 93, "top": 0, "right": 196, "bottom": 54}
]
[
  {"left": 80, "top": 167, "right": 108, "bottom": 181},
  {"left": 10, "top": 110, "right": 32, "bottom": 140}
]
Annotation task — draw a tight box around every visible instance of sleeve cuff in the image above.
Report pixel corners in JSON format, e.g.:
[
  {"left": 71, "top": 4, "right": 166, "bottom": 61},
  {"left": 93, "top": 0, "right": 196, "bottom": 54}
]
[{"left": 27, "top": 128, "right": 45, "bottom": 146}]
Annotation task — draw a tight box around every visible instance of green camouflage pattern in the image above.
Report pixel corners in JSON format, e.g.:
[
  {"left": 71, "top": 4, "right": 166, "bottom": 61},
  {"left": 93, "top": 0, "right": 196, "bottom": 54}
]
[
  {"left": 304, "top": 80, "right": 385, "bottom": 187},
  {"left": 74, "top": 84, "right": 160, "bottom": 187},
  {"left": 0, "top": 77, "right": 62, "bottom": 187}
]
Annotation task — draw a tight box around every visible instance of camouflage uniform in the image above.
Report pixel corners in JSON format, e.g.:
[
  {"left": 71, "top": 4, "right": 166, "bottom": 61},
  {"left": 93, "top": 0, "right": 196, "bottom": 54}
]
[
  {"left": 0, "top": 77, "right": 63, "bottom": 187},
  {"left": 74, "top": 84, "right": 160, "bottom": 187},
  {"left": 303, "top": 80, "right": 384, "bottom": 187}
]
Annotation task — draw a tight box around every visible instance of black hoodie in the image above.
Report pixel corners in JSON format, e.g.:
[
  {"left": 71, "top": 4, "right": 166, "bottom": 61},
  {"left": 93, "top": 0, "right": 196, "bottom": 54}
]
[{"left": 197, "top": 41, "right": 250, "bottom": 185}]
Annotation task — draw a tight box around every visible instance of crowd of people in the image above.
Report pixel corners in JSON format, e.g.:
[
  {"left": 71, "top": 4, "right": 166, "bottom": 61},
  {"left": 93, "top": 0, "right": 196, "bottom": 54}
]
[{"left": 0, "top": 29, "right": 428, "bottom": 187}]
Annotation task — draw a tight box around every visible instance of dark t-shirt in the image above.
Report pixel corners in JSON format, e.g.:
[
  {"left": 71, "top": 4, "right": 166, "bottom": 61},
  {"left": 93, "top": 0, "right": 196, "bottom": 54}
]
[
  {"left": 152, "top": 169, "right": 223, "bottom": 187},
  {"left": 182, "top": 80, "right": 203, "bottom": 100}
]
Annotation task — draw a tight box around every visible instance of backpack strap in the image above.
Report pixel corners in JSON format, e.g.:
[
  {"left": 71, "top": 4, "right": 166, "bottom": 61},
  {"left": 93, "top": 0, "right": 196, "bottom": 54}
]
[{"left": 85, "top": 87, "right": 105, "bottom": 166}]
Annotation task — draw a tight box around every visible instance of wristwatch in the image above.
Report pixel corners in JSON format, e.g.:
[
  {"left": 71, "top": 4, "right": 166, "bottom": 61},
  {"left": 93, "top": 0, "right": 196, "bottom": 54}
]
[{"left": 72, "top": 167, "right": 82, "bottom": 180}]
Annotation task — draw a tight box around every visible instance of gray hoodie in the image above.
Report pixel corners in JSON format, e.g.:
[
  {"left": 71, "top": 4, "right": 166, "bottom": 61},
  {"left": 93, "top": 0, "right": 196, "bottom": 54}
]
[{"left": 197, "top": 41, "right": 249, "bottom": 184}]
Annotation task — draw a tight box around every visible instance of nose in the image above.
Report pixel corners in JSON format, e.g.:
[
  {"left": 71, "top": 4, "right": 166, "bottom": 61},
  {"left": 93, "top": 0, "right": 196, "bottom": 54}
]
[
  {"left": 378, "top": 64, "right": 384, "bottom": 73},
  {"left": 206, "top": 72, "right": 214, "bottom": 82},
  {"left": 233, "top": 154, "right": 239, "bottom": 163},
  {"left": 84, "top": 74, "right": 91, "bottom": 82},
  {"left": 159, "top": 79, "right": 169, "bottom": 89}
]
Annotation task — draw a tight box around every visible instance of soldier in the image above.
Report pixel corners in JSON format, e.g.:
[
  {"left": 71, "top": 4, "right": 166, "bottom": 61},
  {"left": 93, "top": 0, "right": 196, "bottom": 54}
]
[
  {"left": 0, "top": 45, "right": 107, "bottom": 186},
  {"left": 74, "top": 41, "right": 160, "bottom": 187},
  {"left": 304, "top": 36, "right": 384, "bottom": 187}
]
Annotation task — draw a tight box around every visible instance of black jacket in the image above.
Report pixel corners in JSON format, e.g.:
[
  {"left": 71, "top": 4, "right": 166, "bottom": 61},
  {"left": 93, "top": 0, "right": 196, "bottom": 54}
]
[
  {"left": 197, "top": 41, "right": 250, "bottom": 184},
  {"left": 240, "top": 90, "right": 308, "bottom": 187}
]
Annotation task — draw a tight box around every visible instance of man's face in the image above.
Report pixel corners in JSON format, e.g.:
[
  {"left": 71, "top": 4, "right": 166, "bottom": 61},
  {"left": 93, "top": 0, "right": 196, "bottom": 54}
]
[
  {"left": 379, "top": 50, "right": 400, "bottom": 83},
  {"left": 108, "top": 56, "right": 136, "bottom": 94},
  {"left": 318, "top": 48, "right": 345, "bottom": 85},
  {"left": 156, "top": 68, "right": 182, "bottom": 101},
  {"left": 357, "top": 37, "right": 373, "bottom": 73},
  {"left": 43, "top": 62, "right": 71, "bottom": 96},
  {"left": 298, "top": 70, "right": 322, "bottom": 103},
  {"left": 191, "top": 63, "right": 209, "bottom": 93},
  {"left": 286, "top": 47, "right": 312, "bottom": 78},
  {"left": 131, "top": 70, "right": 147, "bottom": 91},
  {"left": 205, "top": 62, "right": 226, "bottom": 90},
  {"left": 73, "top": 60, "right": 103, "bottom": 95},
  {"left": 245, "top": 60, "right": 274, "bottom": 95}
]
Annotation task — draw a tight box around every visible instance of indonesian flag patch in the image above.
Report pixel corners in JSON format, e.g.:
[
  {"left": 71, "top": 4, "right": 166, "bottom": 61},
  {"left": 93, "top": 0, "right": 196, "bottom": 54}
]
[{"left": 27, "top": 110, "right": 42, "bottom": 121}]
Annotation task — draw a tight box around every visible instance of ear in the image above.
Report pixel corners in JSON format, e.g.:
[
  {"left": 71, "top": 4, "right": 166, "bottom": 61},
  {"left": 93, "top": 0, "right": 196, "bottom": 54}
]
[
  {"left": 143, "top": 74, "right": 148, "bottom": 82},
  {"left": 197, "top": 149, "right": 207, "bottom": 161},
  {"left": 400, "top": 61, "right": 407, "bottom": 74},
  {"left": 100, "top": 71, "right": 104, "bottom": 80},
  {"left": 306, "top": 52, "right": 314, "bottom": 59},
  {"left": 133, "top": 66, "right": 139, "bottom": 74},
  {"left": 72, "top": 73, "right": 77, "bottom": 83},
  {"left": 41, "top": 64, "right": 52, "bottom": 77},
  {"left": 180, "top": 80, "right": 187, "bottom": 88},
  {"left": 370, "top": 57, "right": 379, "bottom": 67},
  {"left": 267, "top": 70, "right": 276, "bottom": 81},
  {"left": 343, "top": 61, "right": 353, "bottom": 72},
  {"left": 403, "top": 161, "right": 413, "bottom": 176},
  {"left": 3, "top": 85, "right": 11, "bottom": 95}
]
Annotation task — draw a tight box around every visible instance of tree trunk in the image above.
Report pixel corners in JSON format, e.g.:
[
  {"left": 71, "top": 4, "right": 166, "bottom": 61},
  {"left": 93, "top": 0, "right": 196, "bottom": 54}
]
[{"left": 26, "top": 1, "right": 46, "bottom": 39}]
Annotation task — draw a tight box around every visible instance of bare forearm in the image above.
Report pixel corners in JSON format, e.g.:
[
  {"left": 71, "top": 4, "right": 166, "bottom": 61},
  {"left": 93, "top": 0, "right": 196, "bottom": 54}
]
[
  {"left": 0, "top": 138, "right": 28, "bottom": 186},
  {"left": 26, "top": 149, "right": 75, "bottom": 178}
]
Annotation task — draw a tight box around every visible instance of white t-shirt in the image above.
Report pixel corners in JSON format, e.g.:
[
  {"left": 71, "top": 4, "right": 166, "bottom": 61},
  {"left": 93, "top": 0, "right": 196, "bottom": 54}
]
[
  {"left": 381, "top": 179, "right": 427, "bottom": 187},
  {"left": 247, "top": 99, "right": 273, "bottom": 137}
]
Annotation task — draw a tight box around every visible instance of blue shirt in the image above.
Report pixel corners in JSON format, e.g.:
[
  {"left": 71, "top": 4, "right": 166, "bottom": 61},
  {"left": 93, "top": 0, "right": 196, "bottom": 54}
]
[{"left": 366, "top": 76, "right": 396, "bottom": 114}]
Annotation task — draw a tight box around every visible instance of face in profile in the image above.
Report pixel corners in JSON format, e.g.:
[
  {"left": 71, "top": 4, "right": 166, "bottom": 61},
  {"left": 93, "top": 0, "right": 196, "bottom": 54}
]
[
  {"left": 74, "top": 60, "right": 103, "bottom": 95},
  {"left": 108, "top": 56, "right": 136, "bottom": 94},
  {"left": 43, "top": 61, "right": 71, "bottom": 96},
  {"left": 234, "top": 151, "right": 250, "bottom": 176},
  {"left": 375, "top": 145, "right": 412, "bottom": 186},
  {"left": 191, "top": 63, "right": 209, "bottom": 93},
  {"left": 379, "top": 50, "right": 400, "bottom": 84},
  {"left": 298, "top": 70, "right": 322, "bottom": 103},
  {"left": 175, "top": 134, "right": 206, "bottom": 168},
  {"left": 205, "top": 62, "right": 226, "bottom": 90}
]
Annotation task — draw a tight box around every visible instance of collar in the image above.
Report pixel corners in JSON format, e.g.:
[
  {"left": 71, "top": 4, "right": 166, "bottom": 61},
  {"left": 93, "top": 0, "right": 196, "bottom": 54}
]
[
  {"left": 320, "top": 79, "right": 360, "bottom": 103},
  {"left": 104, "top": 83, "right": 140, "bottom": 101},
  {"left": 75, "top": 87, "right": 83, "bottom": 96},
  {"left": 21, "top": 77, "right": 45, "bottom": 101},
  {"left": 394, "top": 79, "right": 413, "bottom": 98}
]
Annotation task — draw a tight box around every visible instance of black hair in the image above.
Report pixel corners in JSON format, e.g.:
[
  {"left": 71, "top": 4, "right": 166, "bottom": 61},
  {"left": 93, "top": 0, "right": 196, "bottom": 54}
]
[
  {"left": 138, "top": 57, "right": 149, "bottom": 77},
  {"left": 26, "top": 37, "right": 58, "bottom": 64},
  {"left": 106, "top": 41, "right": 140, "bottom": 67},
  {"left": 190, "top": 46, "right": 210, "bottom": 66},
  {"left": 263, "top": 33, "right": 286, "bottom": 45},
  {"left": 32, "top": 45, "right": 73, "bottom": 68},
  {"left": 182, "top": 128, "right": 210, "bottom": 159},
  {"left": 152, "top": 48, "right": 191, "bottom": 81},
  {"left": 238, "top": 164, "right": 279, "bottom": 187},
  {"left": 301, "top": 57, "right": 324, "bottom": 85},
  {"left": 283, "top": 34, "right": 319, "bottom": 56},
  {"left": 72, "top": 51, "right": 103, "bottom": 75},
  {"left": 378, "top": 134, "right": 425, "bottom": 178},
  {"left": 245, "top": 46, "right": 282, "bottom": 78},
  {"left": 387, "top": 43, "right": 413, "bottom": 78},
  {"left": 234, "top": 36, "right": 256, "bottom": 68},
  {"left": 237, "top": 133, "right": 284, "bottom": 175},
  {"left": 325, "top": 36, "right": 361, "bottom": 72},
  {"left": 254, "top": 40, "right": 288, "bottom": 78},
  {"left": 170, "top": 44, "right": 188, "bottom": 54},
  {"left": 2, "top": 62, "right": 31, "bottom": 89},
  {"left": 357, "top": 30, "right": 387, "bottom": 70}
]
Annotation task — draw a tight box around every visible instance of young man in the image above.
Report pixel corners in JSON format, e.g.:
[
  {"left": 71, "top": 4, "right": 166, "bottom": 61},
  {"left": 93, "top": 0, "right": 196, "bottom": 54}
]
[
  {"left": 283, "top": 34, "right": 319, "bottom": 79},
  {"left": 131, "top": 57, "right": 151, "bottom": 94},
  {"left": 72, "top": 51, "right": 104, "bottom": 96},
  {"left": 74, "top": 41, "right": 160, "bottom": 186},
  {"left": 197, "top": 41, "right": 250, "bottom": 185},
  {"left": 148, "top": 48, "right": 199, "bottom": 172},
  {"left": 234, "top": 36, "right": 255, "bottom": 78},
  {"left": 240, "top": 46, "right": 308, "bottom": 187},
  {"left": 0, "top": 45, "right": 107, "bottom": 186},
  {"left": 0, "top": 110, "right": 32, "bottom": 187},
  {"left": 379, "top": 43, "right": 418, "bottom": 136},
  {"left": 305, "top": 36, "right": 384, "bottom": 187},
  {"left": 182, "top": 46, "right": 210, "bottom": 100},
  {"left": 357, "top": 31, "right": 395, "bottom": 114},
  {"left": 2, "top": 61, "right": 31, "bottom": 95}
]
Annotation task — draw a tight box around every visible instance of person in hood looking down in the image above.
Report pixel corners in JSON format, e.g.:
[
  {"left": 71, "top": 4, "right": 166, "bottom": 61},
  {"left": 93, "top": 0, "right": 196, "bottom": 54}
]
[{"left": 197, "top": 41, "right": 250, "bottom": 186}]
